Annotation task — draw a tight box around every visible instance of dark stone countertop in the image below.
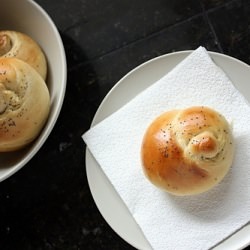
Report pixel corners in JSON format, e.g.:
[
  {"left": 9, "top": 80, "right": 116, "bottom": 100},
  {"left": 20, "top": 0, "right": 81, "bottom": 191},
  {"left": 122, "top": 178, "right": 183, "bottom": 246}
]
[{"left": 1, "top": 0, "right": 250, "bottom": 249}]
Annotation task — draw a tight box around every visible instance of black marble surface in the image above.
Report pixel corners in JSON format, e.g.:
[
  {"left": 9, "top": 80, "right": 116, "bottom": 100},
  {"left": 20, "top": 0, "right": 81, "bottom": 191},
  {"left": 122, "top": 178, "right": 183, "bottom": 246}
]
[{"left": 1, "top": 0, "right": 250, "bottom": 249}]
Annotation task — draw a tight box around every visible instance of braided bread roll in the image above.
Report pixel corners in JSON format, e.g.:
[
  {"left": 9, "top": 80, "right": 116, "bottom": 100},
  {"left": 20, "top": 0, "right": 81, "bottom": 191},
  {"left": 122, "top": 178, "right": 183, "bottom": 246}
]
[
  {"left": 0, "top": 30, "right": 47, "bottom": 80},
  {"left": 0, "top": 57, "right": 50, "bottom": 152},
  {"left": 141, "top": 106, "right": 234, "bottom": 196}
]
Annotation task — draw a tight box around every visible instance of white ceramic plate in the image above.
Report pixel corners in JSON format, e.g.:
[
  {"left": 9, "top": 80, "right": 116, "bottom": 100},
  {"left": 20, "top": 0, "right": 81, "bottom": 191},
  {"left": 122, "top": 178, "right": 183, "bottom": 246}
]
[{"left": 85, "top": 51, "right": 250, "bottom": 250}]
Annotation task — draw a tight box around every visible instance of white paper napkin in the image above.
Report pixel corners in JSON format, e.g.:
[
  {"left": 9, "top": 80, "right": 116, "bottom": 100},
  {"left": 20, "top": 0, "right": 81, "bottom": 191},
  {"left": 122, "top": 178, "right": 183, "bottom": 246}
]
[{"left": 82, "top": 47, "right": 250, "bottom": 250}]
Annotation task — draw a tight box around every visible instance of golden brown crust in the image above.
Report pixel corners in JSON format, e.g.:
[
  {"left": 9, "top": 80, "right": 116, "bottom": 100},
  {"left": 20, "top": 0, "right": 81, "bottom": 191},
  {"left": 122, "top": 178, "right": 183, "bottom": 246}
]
[
  {"left": 0, "top": 30, "right": 47, "bottom": 80},
  {"left": 0, "top": 57, "right": 50, "bottom": 151},
  {"left": 141, "top": 106, "right": 234, "bottom": 196}
]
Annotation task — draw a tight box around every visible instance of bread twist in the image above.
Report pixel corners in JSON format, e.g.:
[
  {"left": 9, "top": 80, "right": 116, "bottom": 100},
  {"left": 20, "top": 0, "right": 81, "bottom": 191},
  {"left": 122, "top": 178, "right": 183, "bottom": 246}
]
[
  {"left": 0, "top": 57, "right": 50, "bottom": 151},
  {"left": 0, "top": 30, "right": 47, "bottom": 80},
  {"left": 141, "top": 106, "right": 234, "bottom": 196}
]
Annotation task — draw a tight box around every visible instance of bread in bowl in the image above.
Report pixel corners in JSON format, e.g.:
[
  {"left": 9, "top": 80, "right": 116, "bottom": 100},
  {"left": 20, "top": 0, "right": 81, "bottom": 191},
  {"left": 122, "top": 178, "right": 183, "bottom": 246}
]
[
  {"left": 0, "top": 57, "right": 50, "bottom": 152},
  {"left": 141, "top": 106, "right": 234, "bottom": 196},
  {"left": 0, "top": 30, "right": 47, "bottom": 80}
]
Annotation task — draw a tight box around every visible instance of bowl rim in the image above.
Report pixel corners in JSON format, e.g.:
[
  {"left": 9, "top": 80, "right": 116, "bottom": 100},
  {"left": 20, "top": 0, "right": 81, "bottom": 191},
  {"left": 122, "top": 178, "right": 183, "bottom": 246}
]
[{"left": 0, "top": 0, "right": 67, "bottom": 182}]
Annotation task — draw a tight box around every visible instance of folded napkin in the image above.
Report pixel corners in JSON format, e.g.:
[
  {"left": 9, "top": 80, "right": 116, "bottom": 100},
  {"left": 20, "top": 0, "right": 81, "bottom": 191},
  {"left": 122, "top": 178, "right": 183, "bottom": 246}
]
[{"left": 83, "top": 47, "right": 250, "bottom": 250}]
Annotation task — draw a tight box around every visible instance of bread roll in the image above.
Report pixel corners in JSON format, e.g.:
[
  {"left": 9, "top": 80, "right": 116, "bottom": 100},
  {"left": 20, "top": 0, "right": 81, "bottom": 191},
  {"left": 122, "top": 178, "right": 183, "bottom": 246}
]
[
  {"left": 0, "top": 30, "right": 47, "bottom": 80},
  {"left": 141, "top": 106, "right": 234, "bottom": 196},
  {"left": 0, "top": 57, "right": 50, "bottom": 152}
]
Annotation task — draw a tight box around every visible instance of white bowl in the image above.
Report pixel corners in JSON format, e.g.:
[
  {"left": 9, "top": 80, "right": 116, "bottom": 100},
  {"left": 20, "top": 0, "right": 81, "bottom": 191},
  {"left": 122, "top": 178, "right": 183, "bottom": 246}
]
[{"left": 0, "top": 0, "right": 67, "bottom": 181}]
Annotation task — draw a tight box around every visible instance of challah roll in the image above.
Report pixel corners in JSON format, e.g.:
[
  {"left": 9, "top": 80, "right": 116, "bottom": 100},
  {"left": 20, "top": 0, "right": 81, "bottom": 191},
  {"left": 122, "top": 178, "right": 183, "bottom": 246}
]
[
  {"left": 0, "top": 57, "right": 50, "bottom": 152},
  {"left": 141, "top": 106, "right": 234, "bottom": 196},
  {"left": 0, "top": 30, "right": 47, "bottom": 80}
]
